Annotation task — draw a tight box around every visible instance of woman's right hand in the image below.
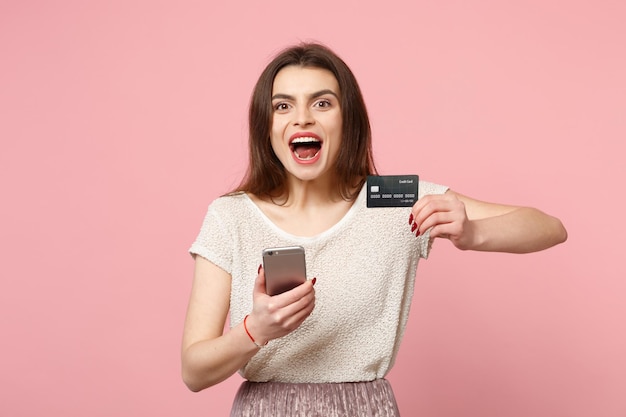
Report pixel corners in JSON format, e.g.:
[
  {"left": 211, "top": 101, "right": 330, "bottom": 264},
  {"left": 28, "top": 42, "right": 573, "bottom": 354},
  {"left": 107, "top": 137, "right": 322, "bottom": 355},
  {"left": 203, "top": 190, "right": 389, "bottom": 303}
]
[{"left": 244, "top": 266, "right": 316, "bottom": 346}]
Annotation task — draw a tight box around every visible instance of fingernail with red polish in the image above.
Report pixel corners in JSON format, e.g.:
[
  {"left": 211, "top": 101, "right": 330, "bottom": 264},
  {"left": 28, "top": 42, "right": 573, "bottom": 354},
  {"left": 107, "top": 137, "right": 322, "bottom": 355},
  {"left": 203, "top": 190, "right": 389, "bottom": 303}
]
[
  {"left": 411, "top": 222, "right": 418, "bottom": 232},
  {"left": 408, "top": 213, "right": 413, "bottom": 225},
  {"left": 312, "top": 277, "right": 317, "bottom": 286},
  {"left": 415, "top": 229, "right": 421, "bottom": 237},
  {"left": 258, "top": 264, "right": 262, "bottom": 274}
]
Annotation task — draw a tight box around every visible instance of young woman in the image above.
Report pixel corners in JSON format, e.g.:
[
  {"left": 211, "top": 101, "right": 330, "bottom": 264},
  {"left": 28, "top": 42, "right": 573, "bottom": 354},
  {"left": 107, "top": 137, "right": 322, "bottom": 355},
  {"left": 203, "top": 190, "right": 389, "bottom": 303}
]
[{"left": 181, "top": 42, "right": 567, "bottom": 416}]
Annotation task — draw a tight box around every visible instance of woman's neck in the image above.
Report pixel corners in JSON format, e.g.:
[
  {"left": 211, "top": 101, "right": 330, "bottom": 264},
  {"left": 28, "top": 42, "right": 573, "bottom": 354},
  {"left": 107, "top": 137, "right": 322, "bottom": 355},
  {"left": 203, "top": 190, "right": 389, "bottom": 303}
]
[
  {"left": 279, "top": 176, "right": 345, "bottom": 208},
  {"left": 250, "top": 177, "right": 361, "bottom": 237}
]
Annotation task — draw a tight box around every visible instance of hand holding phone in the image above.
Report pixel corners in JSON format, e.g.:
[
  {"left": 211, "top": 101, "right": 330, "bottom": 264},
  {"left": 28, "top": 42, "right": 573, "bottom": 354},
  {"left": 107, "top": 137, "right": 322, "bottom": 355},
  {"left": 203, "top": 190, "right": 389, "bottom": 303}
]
[{"left": 262, "top": 246, "right": 307, "bottom": 296}]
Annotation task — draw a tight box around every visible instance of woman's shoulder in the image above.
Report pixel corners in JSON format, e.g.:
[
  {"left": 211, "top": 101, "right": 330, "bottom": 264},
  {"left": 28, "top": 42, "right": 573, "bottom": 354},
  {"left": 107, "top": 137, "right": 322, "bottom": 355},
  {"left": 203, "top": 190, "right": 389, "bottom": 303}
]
[
  {"left": 206, "top": 191, "right": 251, "bottom": 214},
  {"left": 418, "top": 179, "right": 449, "bottom": 198}
]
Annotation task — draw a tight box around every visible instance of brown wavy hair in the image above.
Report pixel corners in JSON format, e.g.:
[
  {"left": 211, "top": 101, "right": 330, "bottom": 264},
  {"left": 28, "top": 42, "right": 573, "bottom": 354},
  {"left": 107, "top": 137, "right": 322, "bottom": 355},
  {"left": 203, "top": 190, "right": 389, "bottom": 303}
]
[{"left": 233, "top": 42, "right": 377, "bottom": 201}]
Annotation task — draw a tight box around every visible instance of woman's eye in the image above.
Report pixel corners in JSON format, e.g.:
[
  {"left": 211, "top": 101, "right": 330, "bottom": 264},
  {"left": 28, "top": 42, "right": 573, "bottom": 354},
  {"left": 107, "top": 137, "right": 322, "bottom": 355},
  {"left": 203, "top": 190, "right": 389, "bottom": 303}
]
[
  {"left": 274, "top": 103, "right": 289, "bottom": 111},
  {"left": 315, "top": 100, "right": 331, "bottom": 108}
]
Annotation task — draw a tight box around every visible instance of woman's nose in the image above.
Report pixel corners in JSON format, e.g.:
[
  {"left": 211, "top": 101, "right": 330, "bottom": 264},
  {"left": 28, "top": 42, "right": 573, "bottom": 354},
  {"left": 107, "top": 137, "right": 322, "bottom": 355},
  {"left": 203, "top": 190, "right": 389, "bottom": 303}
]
[{"left": 293, "top": 106, "right": 314, "bottom": 126}]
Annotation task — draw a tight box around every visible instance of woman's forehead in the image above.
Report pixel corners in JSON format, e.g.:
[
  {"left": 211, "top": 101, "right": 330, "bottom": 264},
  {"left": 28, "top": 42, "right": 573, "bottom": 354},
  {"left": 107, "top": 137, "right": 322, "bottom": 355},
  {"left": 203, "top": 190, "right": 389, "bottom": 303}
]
[{"left": 272, "top": 66, "right": 340, "bottom": 96}]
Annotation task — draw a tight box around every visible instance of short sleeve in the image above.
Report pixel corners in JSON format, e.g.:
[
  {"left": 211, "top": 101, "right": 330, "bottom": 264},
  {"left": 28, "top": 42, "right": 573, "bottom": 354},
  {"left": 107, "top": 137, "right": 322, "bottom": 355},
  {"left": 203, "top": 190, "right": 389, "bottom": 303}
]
[
  {"left": 417, "top": 180, "right": 449, "bottom": 259},
  {"left": 188, "top": 202, "right": 234, "bottom": 274}
]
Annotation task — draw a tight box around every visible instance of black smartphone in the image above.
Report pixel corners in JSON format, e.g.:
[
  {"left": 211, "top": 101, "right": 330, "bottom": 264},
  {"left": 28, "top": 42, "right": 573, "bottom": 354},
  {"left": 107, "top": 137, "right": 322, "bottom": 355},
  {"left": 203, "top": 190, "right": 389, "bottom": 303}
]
[{"left": 262, "top": 246, "right": 307, "bottom": 296}]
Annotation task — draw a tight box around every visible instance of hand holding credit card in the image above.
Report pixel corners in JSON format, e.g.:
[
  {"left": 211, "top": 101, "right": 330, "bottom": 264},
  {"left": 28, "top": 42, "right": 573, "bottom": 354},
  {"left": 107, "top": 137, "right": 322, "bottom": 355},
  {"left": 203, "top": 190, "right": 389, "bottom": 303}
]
[{"left": 366, "top": 175, "right": 419, "bottom": 208}]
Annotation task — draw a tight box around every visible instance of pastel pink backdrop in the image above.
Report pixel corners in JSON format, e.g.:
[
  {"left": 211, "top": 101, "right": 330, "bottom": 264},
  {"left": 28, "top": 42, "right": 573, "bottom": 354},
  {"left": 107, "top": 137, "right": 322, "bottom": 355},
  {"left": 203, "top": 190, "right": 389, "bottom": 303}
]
[{"left": 1, "top": 1, "right": 624, "bottom": 416}]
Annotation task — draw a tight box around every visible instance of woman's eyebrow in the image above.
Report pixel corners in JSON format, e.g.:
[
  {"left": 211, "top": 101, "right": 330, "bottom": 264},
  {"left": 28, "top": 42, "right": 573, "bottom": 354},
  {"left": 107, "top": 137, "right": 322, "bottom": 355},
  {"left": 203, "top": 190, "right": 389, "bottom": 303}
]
[
  {"left": 310, "top": 89, "right": 339, "bottom": 99},
  {"left": 271, "top": 89, "right": 339, "bottom": 101}
]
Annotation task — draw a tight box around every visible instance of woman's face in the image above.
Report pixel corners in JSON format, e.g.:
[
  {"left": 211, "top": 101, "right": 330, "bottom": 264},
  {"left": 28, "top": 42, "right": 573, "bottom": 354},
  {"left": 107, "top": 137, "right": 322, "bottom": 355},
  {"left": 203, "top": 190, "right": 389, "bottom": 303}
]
[{"left": 270, "top": 65, "right": 342, "bottom": 184}]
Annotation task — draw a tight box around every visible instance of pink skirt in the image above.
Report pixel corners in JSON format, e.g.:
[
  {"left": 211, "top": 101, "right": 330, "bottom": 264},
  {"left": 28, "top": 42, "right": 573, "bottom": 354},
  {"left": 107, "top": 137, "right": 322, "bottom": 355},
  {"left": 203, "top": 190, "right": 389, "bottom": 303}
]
[{"left": 230, "top": 378, "right": 400, "bottom": 417}]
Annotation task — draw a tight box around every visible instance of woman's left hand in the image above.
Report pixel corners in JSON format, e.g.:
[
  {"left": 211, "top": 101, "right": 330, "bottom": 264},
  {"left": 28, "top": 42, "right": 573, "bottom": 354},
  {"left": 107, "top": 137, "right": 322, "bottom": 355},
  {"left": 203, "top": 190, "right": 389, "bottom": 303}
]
[{"left": 409, "top": 192, "right": 476, "bottom": 250}]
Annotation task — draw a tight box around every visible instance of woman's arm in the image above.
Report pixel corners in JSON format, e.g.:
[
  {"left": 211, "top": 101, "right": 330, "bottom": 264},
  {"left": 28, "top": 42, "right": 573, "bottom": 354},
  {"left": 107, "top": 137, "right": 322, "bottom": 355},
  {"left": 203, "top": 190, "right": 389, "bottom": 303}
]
[
  {"left": 181, "top": 256, "right": 315, "bottom": 392},
  {"left": 409, "top": 190, "right": 567, "bottom": 253},
  {"left": 181, "top": 257, "right": 256, "bottom": 391}
]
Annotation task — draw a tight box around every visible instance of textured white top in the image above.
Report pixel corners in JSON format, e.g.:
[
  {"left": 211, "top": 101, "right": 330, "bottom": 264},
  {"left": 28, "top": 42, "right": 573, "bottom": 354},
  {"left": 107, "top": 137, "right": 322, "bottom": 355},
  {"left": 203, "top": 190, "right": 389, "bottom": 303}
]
[{"left": 189, "top": 180, "right": 448, "bottom": 383}]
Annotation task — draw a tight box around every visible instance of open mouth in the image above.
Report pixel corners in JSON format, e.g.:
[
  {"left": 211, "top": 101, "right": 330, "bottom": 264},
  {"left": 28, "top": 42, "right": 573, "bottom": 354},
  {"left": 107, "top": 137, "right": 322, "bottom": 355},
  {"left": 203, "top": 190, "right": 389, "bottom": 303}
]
[{"left": 290, "top": 137, "right": 322, "bottom": 160}]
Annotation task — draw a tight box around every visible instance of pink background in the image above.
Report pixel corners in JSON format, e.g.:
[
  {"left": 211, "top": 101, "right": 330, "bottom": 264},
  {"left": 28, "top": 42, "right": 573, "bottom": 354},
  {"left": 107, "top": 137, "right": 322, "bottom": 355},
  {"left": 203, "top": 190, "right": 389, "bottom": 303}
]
[{"left": 1, "top": 1, "right": 624, "bottom": 416}]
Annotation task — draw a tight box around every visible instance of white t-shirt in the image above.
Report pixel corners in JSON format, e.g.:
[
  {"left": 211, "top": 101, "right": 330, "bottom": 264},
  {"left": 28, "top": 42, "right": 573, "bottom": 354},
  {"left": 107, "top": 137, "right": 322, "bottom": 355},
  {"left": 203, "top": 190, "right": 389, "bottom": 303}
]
[{"left": 189, "top": 180, "right": 448, "bottom": 383}]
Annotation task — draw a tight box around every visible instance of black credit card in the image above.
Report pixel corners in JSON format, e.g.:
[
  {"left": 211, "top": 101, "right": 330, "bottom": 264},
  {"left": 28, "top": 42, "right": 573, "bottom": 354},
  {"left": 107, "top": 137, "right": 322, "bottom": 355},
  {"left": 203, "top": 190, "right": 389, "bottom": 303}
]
[{"left": 366, "top": 175, "right": 419, "bottom": 208}]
